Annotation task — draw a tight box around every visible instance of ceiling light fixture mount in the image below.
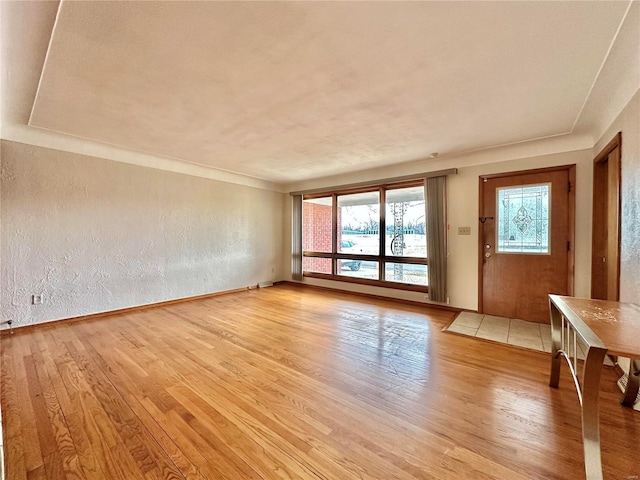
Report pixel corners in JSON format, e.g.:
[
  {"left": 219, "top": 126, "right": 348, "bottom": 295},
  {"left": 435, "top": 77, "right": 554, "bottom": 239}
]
[{"left": 430, "top": 152, "right": 439, "bottom": 159}]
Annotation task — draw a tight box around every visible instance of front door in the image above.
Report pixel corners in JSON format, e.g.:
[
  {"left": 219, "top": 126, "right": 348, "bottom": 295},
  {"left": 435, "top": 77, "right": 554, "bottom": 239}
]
[{"left": 480, "top": 166, "right": 574, "bottom": 323}]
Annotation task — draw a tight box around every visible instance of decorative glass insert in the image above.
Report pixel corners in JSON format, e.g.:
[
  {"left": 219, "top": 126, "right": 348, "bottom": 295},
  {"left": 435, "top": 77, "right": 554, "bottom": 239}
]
[{"left": 496, "top": 183, "right": 550, "bottom": 254}]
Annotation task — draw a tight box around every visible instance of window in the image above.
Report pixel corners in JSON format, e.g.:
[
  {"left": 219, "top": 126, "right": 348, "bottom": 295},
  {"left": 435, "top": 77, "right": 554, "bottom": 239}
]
[
  {"left": 496, "top": 183, "right": 550, "bottom": 254},
  {"left": 303, "top": 197, "right": 332, "bottom": 253},
  {"left": 302, "top": 181, "right": 430, "bottom": 292},
  {"left": 302, "top": 196, "right": 333, "bottom": 274}
]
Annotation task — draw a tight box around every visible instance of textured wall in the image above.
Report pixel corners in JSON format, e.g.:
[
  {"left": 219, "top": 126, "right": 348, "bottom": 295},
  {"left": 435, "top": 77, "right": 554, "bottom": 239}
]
[
  {"left": 594, "top": 89, "right": 640, "bottom": 304},
  {"left": 1, "top": 141, "right": 284, "bottom": 327}
]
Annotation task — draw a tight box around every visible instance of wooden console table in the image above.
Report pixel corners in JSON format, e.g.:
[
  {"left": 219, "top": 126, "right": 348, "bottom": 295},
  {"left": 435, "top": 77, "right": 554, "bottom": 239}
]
[{"left": 548, "top": 295, "right": 640, "bottom": 480}]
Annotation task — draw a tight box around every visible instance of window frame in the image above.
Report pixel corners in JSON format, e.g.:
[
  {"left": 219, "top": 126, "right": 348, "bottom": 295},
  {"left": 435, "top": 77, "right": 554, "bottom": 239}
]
[{"left": 302, "top": 180, "right": 429, "bottom": 293}]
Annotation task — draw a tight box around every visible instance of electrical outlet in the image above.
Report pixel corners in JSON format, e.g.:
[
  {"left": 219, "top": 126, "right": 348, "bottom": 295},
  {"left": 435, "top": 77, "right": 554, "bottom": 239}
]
[
  {"left": 271, "top": 267, "right": 275, "bottom": 274},
  {"left": 458, "top": 226, "right": 471, "bottom": 235},
  {"left": 1, "top": 319, "right": 14, "bottom": 334},
  {"left": 32, "top": 294, "right": 43, "bottom": 305}
]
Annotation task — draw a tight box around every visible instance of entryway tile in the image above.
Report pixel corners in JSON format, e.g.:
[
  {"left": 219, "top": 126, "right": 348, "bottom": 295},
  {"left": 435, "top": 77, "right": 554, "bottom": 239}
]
[
  {"left": 453, "top": 311, "right": 484, "bottom": 329},
  {"left": 508, "top": 333, "right": 544, "bottom": 351},
  {"left": 444, "top": 314, "right": 617, "bottom": 366},
  {"left": 477, "top": 316, "right": 510, "bottom": 342},
  {"left": 447, "top": 323, "right": 480, "bottom": 336},
  {"left": 476, "top": 328, "right": 509, "bottom": 343},
  {"left": 508, "top": 319, "right": 544, "bottom": 351},
  {"left": 446, "top": 313, "right": 549, "bottom": 354},
  {"left": 478, "top": 315, "right": 510, "bottom": 331},
  {"left": 540, "top": 324, "right": 553, "bottom": 352},
  {"left": 510, "top": 318, "right": 542, "bottom": 334}
]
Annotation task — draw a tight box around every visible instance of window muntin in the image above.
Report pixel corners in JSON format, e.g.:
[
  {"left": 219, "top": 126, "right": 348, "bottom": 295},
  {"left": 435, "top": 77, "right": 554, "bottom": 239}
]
[{"left": 496, "top": 183, "right": 550, "bottom": 254}]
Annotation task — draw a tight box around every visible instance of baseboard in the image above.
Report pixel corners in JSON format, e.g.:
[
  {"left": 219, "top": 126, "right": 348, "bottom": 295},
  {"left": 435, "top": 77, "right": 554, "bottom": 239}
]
[
  {"left": 1, "top": 286, "right": 255, "bottom": 334},
  {"left": 280, "top": 280, "right": 463, "bottom": 313}
]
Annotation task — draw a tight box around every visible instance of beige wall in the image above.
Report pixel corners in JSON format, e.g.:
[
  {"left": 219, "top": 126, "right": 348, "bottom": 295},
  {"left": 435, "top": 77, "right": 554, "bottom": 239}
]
[
  {"left": 1, "top": 141, "right": 285, "bottom": 327},
  {"left": 284, "top": 148, "right": 593, "bottom": 310},
  {"left": 594, "top": 88, "right": 640, "bottom": 304}
]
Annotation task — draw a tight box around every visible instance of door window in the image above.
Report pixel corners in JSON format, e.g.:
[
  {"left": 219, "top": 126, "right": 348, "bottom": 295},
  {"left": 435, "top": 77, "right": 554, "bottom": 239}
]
[{"left": 496, "top": 183, "right": 550, "bottom": 254}]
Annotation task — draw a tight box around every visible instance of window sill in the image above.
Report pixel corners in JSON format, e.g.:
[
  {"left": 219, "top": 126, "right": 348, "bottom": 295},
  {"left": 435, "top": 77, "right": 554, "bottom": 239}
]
[{"left": 303, "top": 272, "right": 429, "bottom": 293}]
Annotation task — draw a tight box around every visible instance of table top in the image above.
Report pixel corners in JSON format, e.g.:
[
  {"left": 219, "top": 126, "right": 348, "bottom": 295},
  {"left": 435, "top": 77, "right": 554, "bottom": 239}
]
[{"left": 549, "top": 295, "right": 640, "bottom": 358}]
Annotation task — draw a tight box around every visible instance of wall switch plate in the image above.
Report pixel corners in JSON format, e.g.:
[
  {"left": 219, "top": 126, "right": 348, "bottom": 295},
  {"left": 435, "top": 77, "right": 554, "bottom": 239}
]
[
  {"left": 32, "top": 294, "right": 43, "bottom": 305},
  {"left": 458, "top": 226, "right": 471, "bottom": 235}
]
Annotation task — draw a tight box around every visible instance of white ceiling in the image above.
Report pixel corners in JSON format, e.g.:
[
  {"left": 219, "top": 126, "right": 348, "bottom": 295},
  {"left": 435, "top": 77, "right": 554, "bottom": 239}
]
[{"left": 3, "top": 1, "right": 638, "bottom": 185}]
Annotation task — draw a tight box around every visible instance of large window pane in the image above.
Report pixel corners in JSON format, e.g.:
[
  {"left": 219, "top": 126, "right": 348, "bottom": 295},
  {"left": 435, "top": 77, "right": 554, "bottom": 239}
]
[
  {"left": 338, "top": 191, "right": 380, "bottom": 255},
  {"left": 496, "top": 183, "right": 550, "bottom": 254},
  {"left": 303, "top": 256, "right": 332, "bottom": 274},
  {"left": 338, "top": 260, "right": 379, "bottom": 280},
  {"left": 384, "top": 263, "right": 428, "bottom": 286},
  {"left": 303, "top": 197, "right": 332, "bottom": 253},
  {"left": 385, "top": 186, "right": 426, "bottom": 257}
]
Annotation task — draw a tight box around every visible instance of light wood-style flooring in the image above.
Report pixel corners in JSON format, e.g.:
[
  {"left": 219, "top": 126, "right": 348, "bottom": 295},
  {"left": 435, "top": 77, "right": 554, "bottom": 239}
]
[{"left": 1, "top": 284, "right": 637, "bottom": 479}]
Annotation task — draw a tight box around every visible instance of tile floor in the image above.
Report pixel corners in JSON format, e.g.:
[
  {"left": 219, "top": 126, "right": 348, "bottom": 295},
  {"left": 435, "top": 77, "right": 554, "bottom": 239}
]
[
  {"left": 450, "top": 310, "right": 599, "bottom": 355},
  {"left": 447, "top": 311, "right": 552, "bottom": 352},
  {"left": 447, "top": 312, "right": 616, "bottom": 365}
]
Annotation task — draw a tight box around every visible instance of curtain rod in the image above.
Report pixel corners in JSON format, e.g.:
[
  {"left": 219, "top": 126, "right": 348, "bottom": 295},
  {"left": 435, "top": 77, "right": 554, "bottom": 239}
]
[{"left": 289, "top": 168, "right": 457, "bottom": 196}]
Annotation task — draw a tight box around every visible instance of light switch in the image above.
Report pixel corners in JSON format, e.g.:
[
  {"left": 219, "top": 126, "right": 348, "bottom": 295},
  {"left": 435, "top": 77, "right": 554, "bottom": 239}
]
[{"left": 458, "top": 226, "right": 471, "bottom": 235}]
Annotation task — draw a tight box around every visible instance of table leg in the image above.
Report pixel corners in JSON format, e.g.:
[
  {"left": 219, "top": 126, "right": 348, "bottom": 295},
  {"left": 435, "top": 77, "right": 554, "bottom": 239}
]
[
  {"left": 621, "top": 358, "right": 640, "bottom": 407},
  {"left": 549, "top": 301, "right": 562, "bottom": 388},
  {"left": 581, "top": 345, "right": 607, "bottom": 480}
]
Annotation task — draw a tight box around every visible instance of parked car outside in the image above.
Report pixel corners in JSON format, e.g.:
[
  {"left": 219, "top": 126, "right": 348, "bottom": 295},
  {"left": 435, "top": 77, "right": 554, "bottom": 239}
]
[{"left": 340, "top": 239, "right": 361, "bottom": 271}]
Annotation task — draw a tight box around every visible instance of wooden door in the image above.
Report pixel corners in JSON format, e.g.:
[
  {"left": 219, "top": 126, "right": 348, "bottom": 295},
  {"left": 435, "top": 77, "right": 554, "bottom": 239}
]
[
  {"left": 479, "top": 167, "right": 575, "bottom": 323},
  {"left": 591, "top": 133, "right": 621, "bottom": 300}
]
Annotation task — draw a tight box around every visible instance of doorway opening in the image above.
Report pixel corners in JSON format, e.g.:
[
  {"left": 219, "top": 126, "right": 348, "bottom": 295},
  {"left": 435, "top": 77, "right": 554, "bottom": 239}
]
[{"left": 591, "top": 132, "right": 621, "bottom": 300}]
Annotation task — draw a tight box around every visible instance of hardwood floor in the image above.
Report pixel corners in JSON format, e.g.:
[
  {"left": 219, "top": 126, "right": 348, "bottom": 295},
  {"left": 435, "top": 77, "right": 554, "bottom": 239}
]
[{"left": 1, "top": 284, "right": 637, "bottom": 479}]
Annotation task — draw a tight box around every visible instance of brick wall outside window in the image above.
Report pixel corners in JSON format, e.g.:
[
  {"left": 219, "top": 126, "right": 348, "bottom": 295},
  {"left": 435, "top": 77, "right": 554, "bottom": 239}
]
[{"left": 303, "top": 201, "right": 332, "bottom": 272}]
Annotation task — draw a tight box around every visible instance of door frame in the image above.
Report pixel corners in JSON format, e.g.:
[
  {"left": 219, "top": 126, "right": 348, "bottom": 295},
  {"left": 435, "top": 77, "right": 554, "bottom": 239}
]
[
  {"left": 477, "top": 164, "right": 576, "bottom": 315},
  {"left": 590, "top": 132, "right": 621, "bottom": 300}
]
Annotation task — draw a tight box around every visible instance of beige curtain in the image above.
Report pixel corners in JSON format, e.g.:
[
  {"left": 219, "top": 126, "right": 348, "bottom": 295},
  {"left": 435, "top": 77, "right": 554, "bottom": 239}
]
[
  {"left": 291, "top": 195, "right": 303, "bottom": 281},
  {"left": 425, "top": 176, "right": 447, "bottom": 302}
]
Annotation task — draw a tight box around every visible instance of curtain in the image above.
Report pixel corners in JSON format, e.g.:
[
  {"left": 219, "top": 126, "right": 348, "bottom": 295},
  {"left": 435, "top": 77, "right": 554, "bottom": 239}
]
[
  {"left": 291, "top": 195, "right": 303, "bottom": 281},
  {"left": 425, "top": 176, "right": 447, "bottom": 302}
]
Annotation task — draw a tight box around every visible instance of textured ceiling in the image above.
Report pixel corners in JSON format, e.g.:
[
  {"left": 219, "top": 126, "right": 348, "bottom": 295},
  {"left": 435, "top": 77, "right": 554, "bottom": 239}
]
[{"left": 29, "top": 1, "right": 630, "bottom": 183}]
